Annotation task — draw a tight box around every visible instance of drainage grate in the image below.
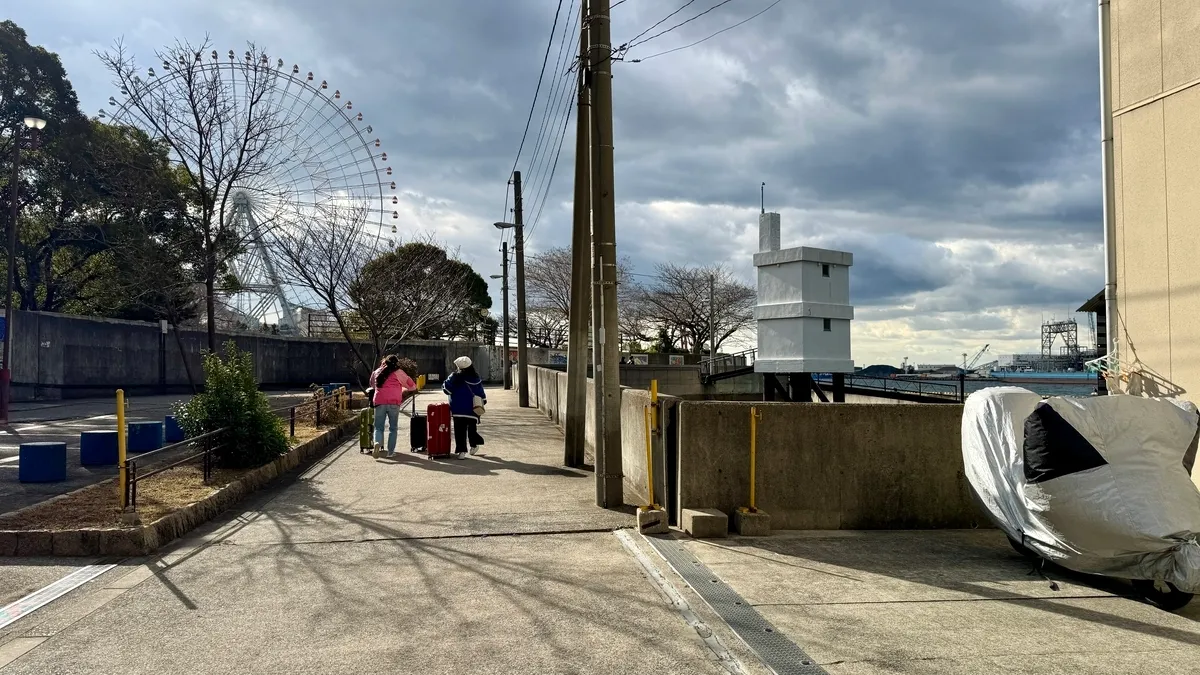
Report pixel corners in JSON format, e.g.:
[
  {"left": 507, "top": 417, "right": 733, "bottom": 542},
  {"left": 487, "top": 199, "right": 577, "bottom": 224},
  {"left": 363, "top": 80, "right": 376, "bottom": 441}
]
[{"left": 644, "top": 535, "right": 828, "bottom": 675}]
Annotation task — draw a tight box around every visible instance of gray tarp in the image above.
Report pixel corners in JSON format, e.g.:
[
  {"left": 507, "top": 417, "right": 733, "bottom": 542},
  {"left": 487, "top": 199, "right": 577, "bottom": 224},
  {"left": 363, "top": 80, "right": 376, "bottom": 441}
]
[{"left": 962, "top": 386, "right": 1200, "bottom": 591}]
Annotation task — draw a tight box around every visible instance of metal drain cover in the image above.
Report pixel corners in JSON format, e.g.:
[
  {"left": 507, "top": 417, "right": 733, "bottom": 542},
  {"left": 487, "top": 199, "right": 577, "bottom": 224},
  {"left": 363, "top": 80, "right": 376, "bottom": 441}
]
[{"left": 645, "top": 535, "right": 828, "bottom": 675}]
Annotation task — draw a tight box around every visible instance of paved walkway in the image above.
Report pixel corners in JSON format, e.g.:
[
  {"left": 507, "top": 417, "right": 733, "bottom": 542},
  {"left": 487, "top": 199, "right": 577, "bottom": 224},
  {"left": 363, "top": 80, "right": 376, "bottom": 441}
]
[{"left": 0, "top": 390, "right": 763, "bottom": 674}]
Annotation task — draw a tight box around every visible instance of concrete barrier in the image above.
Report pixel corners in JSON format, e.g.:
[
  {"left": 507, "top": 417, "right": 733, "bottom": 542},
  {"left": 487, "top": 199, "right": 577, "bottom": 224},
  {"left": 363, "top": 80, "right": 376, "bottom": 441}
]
[
  {"left": 164, "top": 415, "right": 185, "bottom": 443},
  {"left": 676, "top": 401, "right": 981, "bottom": 529},
  {"left": 127, "top": 422, "right": 164, "bottom": 453},
  {"left": 19, "top": 442, "right": 67, "bottom": 483},
  {"left": 524, "top": 365, "right": 671, "bottom": 509},
  {"left": 80, "top": 431, "right": 119, "bottom": 466}
]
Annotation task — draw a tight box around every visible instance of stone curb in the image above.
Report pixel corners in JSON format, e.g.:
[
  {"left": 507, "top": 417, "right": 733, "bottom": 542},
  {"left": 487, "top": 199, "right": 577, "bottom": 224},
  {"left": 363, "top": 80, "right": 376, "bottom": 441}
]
[{"left": 0, "top": 415, "right": 360, "bottom": 557}]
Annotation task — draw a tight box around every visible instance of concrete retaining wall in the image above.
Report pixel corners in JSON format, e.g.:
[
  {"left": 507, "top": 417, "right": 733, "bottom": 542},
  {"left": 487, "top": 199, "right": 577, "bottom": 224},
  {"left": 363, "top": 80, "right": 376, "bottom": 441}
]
[
  {"left": 525, "top": 365, "right": 671, "bottom": 508},
  {"left": 676, "top": 401, "right": 982, "bottom": 529},
  {"left": 9, "top": 310, "right": 495, "bottom": 400}
]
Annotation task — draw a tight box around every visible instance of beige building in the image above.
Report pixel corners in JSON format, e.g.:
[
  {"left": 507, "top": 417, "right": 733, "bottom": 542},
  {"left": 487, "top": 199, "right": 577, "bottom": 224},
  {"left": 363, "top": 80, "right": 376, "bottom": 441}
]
[{"left": 1106, "top": 1, "right": 1200, "bottom": 400}]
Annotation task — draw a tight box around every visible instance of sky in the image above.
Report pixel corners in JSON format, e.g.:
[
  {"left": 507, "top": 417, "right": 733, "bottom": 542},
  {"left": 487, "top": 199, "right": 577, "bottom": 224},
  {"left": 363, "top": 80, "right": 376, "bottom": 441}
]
[{"left": 8, "top": 0, "right": 1105, "bottom": 367}]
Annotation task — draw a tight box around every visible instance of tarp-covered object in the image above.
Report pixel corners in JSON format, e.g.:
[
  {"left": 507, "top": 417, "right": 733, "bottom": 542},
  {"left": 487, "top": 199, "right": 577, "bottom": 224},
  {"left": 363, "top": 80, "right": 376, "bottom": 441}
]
[{"left": 962, "top": 386, "right": 1200, "bottom": 591}]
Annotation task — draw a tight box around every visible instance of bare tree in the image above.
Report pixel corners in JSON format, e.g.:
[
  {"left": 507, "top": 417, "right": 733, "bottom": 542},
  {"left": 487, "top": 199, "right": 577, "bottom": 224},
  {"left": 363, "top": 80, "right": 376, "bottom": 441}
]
[
  {"left": 639, "top": 263, "right": 756, "bottom": 355},
  {"left": 98, "top": 37, "right": 293, "bottom": 350},
  {"left": 272, "top": 202, "right": 374, "bottom": 371},
  {"left": 524, "top": 246, "right": 642, "bottom": 347}
]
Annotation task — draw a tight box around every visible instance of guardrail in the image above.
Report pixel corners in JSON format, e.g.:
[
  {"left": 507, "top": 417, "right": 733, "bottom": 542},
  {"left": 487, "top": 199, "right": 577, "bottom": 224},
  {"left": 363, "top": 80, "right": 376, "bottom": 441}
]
[
  {"left": 119, "top": 386, "right": 354, "bottom": 512},
  {"left": 123, "top": 427, "right": 228, "bottom": 510},
  {"left": 816, "top": 374, "right": 963, "bottom": 402}
]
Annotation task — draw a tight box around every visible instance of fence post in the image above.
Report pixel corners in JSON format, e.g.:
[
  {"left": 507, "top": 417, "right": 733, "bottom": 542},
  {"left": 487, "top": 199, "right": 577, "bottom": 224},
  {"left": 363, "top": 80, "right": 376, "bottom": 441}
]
[
  {"left": 316, "top": 397, "right": 322, "bottom": 427},
  {"left": 117, "top": 389, "right": 127, "bottom": 509},
  {"left": 959, "top": 372, "right": 966, "bottom": 402},
  {"left": 290, "top": 406, "right": 296, "bottom": 437}
]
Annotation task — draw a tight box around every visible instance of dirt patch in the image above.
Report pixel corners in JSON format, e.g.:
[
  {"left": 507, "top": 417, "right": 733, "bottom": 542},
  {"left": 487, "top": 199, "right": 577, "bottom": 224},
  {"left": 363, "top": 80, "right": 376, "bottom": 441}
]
[{"left": 0, "top": 422, "right": 347, "bottom": 532}]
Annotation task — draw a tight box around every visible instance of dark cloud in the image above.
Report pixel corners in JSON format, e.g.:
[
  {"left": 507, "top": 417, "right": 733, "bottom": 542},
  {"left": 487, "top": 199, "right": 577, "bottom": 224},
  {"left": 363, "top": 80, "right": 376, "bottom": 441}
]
[{"left": 7, "top": 0, "right": 1105, "bottom": 363}]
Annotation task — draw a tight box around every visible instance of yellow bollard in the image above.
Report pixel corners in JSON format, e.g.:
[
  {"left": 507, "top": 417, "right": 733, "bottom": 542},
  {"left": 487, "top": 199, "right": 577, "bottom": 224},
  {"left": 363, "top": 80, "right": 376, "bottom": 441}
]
[
  {"left": 649, "top": 379, "right": 658, "bottom": 432},
  {"left": 116, "top": 389, "right": 127, "bottom": 508},
  {"left": 748, "top": 406, "right": 761, "bottom": 512},
  {"left": 643, "top": 406, "right": 656, "bottom": 509},
  {"left": 417, "top": 374, "right": 426, "bottom": 390}
]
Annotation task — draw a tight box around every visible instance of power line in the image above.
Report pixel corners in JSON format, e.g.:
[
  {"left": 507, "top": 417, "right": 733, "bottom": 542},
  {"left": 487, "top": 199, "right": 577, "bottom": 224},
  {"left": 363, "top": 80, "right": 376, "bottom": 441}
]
[
  {"left": 501, "top": 0, "right": 566, "bottom": 245},
  {"left": 630, "top": 0, "right": 780, "bottom": 62},
  {"left": 521, "top": 0, "right": 581, "bottom": 229},
  {"left": 627, "top": 0, "right": 738, "bottom": 50},
  {"left": 525, "top": 96, "right": 575, "bottom": 243},
  {"left": 624, "top": 0, "right": 698, "bottom": 48}
]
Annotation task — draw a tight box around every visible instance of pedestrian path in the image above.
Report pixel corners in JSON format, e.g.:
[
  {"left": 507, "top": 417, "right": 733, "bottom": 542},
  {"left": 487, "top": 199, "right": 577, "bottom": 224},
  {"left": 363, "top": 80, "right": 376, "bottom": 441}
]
[{"left": 0, "top": 389, "right": 756, "bottom": 674}]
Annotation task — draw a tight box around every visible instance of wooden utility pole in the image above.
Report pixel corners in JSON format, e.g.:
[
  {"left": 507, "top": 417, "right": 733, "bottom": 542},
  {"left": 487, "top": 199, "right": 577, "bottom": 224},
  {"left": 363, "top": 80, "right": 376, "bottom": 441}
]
[
  {"left": 589, "top": 0, "right": 624, "bottom": 507},
  {"left": 564, "top": 0, "right": 591, "bottom": 469},
  {"left": 513, "top": 171, "right": 530, "bottom": 408},
  {"left": 501, "top": 242, "right": 512, "bottom": 390}
]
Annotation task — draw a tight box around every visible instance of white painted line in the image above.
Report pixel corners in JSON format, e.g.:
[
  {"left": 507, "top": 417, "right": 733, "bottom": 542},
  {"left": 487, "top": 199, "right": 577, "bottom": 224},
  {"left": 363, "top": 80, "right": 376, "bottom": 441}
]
[
  {"left": 0, "top": 563, "right": 117, "bottom": 630},
  {"left": 0, "top": 456, "right": 18, "bottom": 465}
]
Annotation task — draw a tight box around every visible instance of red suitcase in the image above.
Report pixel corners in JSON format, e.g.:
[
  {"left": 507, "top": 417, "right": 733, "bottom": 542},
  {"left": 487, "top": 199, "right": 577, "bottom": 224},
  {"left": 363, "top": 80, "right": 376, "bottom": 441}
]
[{"left": 425, "top": 402, "right": 452, "bottom": 458}]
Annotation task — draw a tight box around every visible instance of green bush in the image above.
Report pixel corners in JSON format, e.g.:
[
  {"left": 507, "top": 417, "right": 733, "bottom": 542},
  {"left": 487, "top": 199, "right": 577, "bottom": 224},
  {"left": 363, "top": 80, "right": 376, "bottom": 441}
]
[{"left": 173, "top": 342, "right": 289, "bottom": 469}]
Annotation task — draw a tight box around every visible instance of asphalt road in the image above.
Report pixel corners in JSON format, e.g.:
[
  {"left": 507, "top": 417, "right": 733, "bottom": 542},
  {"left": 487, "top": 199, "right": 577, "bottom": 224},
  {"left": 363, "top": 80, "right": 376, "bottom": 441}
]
[{"left": 0, "top": 391, "right": 311, "bottom": 516}]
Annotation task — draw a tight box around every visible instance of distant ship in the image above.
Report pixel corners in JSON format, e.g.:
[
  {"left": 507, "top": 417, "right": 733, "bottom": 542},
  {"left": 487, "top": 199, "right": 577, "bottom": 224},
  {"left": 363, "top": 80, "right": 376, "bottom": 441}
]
[{"left": 988, "top": 370, "right": 1097, "bottom": 384}]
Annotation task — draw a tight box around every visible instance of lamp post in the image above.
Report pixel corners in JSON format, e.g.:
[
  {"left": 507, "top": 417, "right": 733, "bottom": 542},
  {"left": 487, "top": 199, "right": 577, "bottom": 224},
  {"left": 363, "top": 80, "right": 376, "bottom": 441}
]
[
  {"left": 490, "top": 244, "right": 511, "bottom": 390},
  {"left": 2, "top": 116, "right": 46, "bottom": 424},
  {"left": 494, "top": 220, "right": 527, "bottom": 406}
]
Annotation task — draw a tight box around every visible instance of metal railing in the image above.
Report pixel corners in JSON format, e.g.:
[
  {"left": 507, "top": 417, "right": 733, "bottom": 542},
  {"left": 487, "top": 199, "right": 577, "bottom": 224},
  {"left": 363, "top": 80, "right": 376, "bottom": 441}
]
[
  {"left": 699, "top": 348, "right": 757, "bottom": 378},
  {"left": 815, "top": 373, "right": 963, "bottom": 401},
  {"left": 123, "top": 427, "right": 228, "bottom": 509},
  {"left": 270, "top": 386, "right": 352, "bottom": 437}
]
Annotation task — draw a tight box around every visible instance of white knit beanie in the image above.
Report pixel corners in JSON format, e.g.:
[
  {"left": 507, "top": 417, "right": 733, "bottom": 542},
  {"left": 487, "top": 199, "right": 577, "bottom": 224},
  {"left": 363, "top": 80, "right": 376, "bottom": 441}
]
[{"left": 454, "top": 356, "right": 473, "bottom": 370}]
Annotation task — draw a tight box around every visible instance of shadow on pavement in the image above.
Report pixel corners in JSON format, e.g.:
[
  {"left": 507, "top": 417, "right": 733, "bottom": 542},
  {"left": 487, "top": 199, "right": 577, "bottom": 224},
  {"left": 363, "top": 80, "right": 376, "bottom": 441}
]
[{"left": 704, "top": 531, "right": 1200, "bottom": 648}]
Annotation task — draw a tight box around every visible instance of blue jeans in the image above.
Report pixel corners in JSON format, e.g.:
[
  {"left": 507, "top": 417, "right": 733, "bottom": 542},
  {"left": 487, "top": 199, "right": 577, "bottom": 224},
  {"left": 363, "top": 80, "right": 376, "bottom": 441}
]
[{"left": 373, "top": 404, "right": 400, "bottom": 453}]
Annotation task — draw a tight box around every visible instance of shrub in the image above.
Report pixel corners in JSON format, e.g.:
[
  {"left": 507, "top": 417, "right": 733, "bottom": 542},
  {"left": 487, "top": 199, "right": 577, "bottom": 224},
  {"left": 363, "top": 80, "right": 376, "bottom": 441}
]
[
  {"left": 173, "top": 342, "right": 289, "bottom": 469},
  {"left": 396, "top": 357, "right": 418, "bottom": 381}
]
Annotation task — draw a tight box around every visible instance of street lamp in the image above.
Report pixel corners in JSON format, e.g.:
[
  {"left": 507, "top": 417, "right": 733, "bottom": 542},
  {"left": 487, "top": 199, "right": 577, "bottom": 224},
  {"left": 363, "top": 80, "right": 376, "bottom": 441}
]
[
  {"left": 2, "top": 116, "right": 46, "bottom": 423},
  {"left": 495, "top": 220, "right": 528, "bottom": 406},
  {"left": 490, "top": 260, "right": 511, "bottom": 390}
]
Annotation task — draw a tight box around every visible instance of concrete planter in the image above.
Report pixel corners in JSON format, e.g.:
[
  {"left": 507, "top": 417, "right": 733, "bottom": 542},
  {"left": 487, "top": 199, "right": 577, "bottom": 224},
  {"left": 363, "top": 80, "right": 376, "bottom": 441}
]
[{"left": 0, "top": 416, "right": 359, "bottom": 557}]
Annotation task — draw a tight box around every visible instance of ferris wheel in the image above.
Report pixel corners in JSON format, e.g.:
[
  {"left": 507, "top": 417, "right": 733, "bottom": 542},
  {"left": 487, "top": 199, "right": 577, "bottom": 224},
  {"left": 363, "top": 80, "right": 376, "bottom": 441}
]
[{"left": 99, "top": 45, "right": 398, "bottom": 335}]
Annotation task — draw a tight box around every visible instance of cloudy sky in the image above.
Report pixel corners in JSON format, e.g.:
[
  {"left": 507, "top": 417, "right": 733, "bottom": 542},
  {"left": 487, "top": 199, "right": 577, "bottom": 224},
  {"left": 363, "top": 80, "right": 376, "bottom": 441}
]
[{"left": 10, "top": 0, "right": 1104, "bottom": 367}]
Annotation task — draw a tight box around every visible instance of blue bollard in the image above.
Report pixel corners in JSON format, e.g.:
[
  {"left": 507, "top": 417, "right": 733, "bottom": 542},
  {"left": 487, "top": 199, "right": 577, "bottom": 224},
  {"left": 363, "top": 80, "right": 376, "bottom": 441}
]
[
  {"left": 127, "top": 421, "right": 165, "bottom": 453},
  {"left": 19, "top": 442, "right": 67, "bottom": 483},
  {"left": 79, "top": 430, "right": 119, "bottom": 466},
  {"left": 164, "top": 415, "right": 185, "bottom": 443}
]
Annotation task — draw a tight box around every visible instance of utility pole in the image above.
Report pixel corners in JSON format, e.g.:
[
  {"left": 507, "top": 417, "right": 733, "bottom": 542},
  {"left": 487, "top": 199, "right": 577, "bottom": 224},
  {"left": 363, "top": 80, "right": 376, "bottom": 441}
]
[
  {"left": 590, "top": 0, "right": 623, "bottom": 508},
  {"left": 514, "top": 172, "right": 530, "bottom": 408},
  {"left": 709, "top": 273, "right": 716, "bottom": 359},
  {"left": 495, "top": 243, "right": 512, "bottom": 390},
  {"left": 564, "top": 0, "right": 591, "bottom": 469}
]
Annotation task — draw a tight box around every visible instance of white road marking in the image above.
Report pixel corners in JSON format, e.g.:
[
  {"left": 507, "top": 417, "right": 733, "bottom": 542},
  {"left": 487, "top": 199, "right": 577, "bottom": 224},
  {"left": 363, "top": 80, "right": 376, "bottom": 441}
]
[{"left": 0, "top": 563, "right": 117, "bottom": 630}]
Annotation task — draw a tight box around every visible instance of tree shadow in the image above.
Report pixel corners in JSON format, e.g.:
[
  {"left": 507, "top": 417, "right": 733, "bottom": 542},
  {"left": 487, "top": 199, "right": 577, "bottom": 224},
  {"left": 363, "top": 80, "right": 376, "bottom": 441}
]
[{"left": 691, "top": 530, "right": 1200, "bottom": 650}]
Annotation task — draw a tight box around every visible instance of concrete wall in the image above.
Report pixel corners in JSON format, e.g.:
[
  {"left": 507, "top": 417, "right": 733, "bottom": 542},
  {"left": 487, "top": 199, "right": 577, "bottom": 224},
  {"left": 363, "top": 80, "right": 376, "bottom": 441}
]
[
  {"left": 524, "top": 365, "right": 671, "bottom": 508},
  {"left": 8, "top": 310, "right": 495, "bottom": 400},
  {"left": 1110, "top": 1, "right": 1200, "bottom": 402},
  {"left": 530, "top": 363, "right": 702, "bottom": 396},
  {"left": 676, "top": 401, "right": 983, "bottom": 529}
]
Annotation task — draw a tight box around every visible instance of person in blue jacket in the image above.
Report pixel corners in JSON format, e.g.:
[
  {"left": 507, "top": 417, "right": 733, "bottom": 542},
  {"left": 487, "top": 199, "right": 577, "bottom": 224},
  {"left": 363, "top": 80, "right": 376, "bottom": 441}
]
[{"left": 443, "top": 356, "right": 487, "bottom": 458}]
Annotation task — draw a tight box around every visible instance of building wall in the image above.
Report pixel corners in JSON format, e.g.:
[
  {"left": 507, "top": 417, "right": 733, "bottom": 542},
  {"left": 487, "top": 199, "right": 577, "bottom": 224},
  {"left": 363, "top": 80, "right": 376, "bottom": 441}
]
[
  {"left": 1111, "top": 1, "right": 1200, "bottom": 401},
  {"left": 8, "top": 310, "right": 495, "bottom": 400}
]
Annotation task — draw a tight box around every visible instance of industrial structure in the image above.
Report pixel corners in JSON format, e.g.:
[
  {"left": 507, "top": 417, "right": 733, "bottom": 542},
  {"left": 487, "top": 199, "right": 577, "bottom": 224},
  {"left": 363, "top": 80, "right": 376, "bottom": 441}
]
[{"left": 752, "top": 211, "right": 855, "bottom": 401}]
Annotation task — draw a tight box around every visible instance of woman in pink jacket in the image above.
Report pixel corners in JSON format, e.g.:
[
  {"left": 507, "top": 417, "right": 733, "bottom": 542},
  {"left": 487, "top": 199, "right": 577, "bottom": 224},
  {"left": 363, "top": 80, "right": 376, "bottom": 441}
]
[{"left": 368, "top": 355, "right": 417, "bottom": 457}]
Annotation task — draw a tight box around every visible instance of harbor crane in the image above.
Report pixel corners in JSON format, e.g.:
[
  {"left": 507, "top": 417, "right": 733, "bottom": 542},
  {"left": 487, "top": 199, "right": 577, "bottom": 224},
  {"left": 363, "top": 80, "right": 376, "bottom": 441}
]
[{"left": 963, "top": 344, "right": 990, "bottom": 371}]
